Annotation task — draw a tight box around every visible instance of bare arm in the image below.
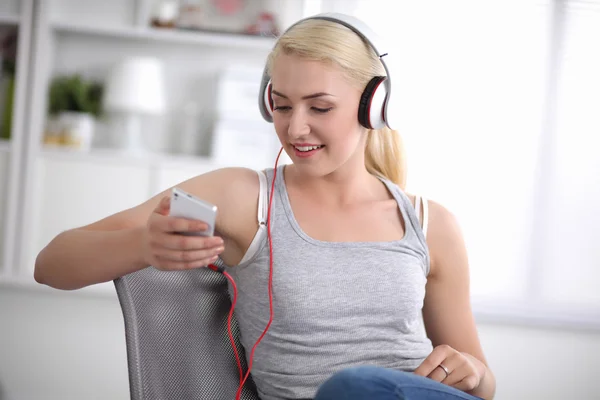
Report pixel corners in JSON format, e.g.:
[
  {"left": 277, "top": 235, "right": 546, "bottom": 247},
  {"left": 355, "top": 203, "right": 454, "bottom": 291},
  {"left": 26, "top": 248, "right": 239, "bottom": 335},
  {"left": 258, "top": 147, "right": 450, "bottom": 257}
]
[
  {"left": 416, "top": 200, "right": 496, "bottom": 399},
  {"left": 34, "top": 167, "right": 257, "bottom": 290},
  {"left": 34, "top": 206, "right": 153, "bottom": 290}
]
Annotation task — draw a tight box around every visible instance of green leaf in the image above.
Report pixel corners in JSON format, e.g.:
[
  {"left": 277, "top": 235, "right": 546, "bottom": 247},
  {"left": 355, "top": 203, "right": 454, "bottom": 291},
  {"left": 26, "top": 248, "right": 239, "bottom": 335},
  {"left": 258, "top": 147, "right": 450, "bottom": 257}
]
[{"left": 47, "top": 74, "right": 104, "bottom": 118}]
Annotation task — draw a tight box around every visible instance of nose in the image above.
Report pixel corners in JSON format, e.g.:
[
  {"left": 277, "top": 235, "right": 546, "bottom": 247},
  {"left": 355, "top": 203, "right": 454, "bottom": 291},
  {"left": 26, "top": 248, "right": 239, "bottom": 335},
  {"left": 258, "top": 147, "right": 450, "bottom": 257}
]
[{"left": 287, "top": 109, "right": 310, "bottom": 139}]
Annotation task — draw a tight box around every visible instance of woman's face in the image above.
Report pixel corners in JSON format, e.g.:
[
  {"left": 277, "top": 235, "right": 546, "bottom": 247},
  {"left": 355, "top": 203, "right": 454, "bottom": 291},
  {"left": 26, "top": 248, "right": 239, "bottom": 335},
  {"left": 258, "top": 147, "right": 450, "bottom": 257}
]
[{"left": 270, "top": 53, "right": 367, "bottom": 177}]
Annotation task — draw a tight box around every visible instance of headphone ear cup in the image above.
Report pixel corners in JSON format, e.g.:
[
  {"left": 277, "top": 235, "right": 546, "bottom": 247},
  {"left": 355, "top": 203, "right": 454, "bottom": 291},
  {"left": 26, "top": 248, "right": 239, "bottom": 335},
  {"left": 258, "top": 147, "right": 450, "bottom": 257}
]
[
  {"left": 262, "top": 81, "right": 274, "bottom": 122},
  {"left": 358, "top": 76, "right": 388, "bottom": 130}
]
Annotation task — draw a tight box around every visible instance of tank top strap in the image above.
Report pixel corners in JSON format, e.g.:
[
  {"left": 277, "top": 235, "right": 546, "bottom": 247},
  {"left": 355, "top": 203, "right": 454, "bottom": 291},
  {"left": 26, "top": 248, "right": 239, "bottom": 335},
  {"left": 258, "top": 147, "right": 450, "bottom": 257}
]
[{"left": 376, "top": 176, "right": 430, "bottom": 273}]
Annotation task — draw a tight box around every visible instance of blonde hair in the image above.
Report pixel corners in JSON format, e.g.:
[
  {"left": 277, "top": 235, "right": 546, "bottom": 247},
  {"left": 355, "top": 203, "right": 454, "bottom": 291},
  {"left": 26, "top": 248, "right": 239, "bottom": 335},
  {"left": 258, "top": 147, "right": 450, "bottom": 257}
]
[{"left": 266, "top": 19, "right": 407, "bottom": 189}]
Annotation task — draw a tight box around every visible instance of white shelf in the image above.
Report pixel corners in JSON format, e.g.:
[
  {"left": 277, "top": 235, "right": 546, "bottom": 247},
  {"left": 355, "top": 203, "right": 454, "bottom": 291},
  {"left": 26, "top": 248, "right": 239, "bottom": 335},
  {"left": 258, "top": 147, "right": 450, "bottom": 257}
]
[
  {"left": 39, "top": 146, "right": 223, "bottom": 169},
  {"left": 0, "top": 139, "right": 10, "bottom": 152},
  {"left": 51, "top": 21, "right": 277, "bottom": 50},
  {"left": 0, "top": 13, "right": 20, "bottom": 26}
]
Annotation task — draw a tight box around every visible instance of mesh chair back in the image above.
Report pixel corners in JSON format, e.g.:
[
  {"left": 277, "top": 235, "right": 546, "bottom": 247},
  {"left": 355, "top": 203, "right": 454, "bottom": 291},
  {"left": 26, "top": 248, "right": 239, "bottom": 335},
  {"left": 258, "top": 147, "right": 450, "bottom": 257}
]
[{"left": 114, "top": 266, "right": 260, "bottom": 400}]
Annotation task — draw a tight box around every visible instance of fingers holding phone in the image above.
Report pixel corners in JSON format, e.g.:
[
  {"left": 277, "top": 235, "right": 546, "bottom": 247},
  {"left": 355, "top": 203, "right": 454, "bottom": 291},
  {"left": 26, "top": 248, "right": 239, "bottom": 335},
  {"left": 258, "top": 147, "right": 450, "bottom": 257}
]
[{"left": 142, "top": 189, "right": 224, "bottom": 271}]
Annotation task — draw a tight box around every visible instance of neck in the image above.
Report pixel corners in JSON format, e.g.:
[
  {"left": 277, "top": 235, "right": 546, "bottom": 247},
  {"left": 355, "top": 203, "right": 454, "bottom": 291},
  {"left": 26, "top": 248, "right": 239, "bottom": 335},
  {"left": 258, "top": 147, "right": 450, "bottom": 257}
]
[{"left": 284, "top": 161, "right": 384, "bottom": 208}]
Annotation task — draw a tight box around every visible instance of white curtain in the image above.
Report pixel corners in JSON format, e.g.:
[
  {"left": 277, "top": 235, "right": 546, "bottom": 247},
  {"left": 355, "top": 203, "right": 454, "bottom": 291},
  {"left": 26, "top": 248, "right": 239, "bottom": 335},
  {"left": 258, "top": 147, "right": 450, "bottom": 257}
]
[
  {"left": 538, "top": 1, "right": 600, "bottom": 308},
  {"left": 317, "top": 0, "right": 600, "bottom": 314}
]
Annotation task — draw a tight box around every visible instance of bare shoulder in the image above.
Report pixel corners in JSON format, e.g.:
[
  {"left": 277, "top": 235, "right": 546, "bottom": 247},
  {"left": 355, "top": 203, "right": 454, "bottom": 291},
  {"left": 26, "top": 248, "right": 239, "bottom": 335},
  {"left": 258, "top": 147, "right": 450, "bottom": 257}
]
[
  {"left": 148, "top": 166, "right": 260, "bottom": 238},
  {"left": 426, "top": 199, "right": 464, "bottom": 243},
  {"left": 423, "top": 198, "right": 468, "bottom": 277},
  {"left": 180, "top": 167, "right": 260, "bottom": 207},
  {"left": 403, "top": 191, "right": 462, "bottom": 241},
  {"left": 182, "top": 167, "right": 261, "bottom": 238}
]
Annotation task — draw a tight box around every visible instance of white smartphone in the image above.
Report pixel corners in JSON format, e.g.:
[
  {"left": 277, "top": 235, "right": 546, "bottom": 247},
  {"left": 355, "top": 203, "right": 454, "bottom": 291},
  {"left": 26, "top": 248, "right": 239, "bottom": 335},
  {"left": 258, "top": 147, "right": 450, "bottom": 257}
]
[{"left": 169, "top": 187, "right": 218, "bottom": 237}]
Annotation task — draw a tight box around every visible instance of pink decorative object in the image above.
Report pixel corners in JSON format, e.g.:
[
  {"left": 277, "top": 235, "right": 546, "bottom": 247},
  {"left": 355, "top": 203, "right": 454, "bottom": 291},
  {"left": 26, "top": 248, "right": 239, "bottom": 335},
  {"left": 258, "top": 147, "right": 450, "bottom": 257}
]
[
  {"left": 246, "top": 12, "right": 280, "bottom": 37},
  {"left": 212, "top": 0, "right": 243, "bottom": 15}
]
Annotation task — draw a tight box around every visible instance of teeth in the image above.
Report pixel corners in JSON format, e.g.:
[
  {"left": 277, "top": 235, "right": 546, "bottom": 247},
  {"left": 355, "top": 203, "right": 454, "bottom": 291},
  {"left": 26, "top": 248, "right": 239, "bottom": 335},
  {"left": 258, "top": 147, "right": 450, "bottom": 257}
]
[{"left": 295, "top": 145, "right": 322, "bottom": 152}]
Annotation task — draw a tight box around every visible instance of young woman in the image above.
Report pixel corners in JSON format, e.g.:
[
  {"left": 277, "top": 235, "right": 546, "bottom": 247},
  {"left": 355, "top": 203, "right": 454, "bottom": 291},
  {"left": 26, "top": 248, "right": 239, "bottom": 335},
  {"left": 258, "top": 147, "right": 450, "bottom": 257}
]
[{"left": 34, "top": 13, "right": 496, "bottom": 400}]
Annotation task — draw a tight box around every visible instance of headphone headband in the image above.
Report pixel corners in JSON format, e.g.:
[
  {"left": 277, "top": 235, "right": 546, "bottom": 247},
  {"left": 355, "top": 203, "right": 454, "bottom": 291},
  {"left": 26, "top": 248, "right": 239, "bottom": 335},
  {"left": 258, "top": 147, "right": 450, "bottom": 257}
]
[{"left": 258, "top": 12, "right": 398, "bottom": 130}]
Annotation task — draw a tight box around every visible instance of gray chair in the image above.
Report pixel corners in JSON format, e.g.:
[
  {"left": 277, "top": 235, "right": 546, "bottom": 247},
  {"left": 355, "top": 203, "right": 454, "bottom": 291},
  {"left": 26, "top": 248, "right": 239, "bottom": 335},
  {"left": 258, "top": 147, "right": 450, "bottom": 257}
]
[{"left": 114, "top": 266, "right": 261, "bottom": 400}]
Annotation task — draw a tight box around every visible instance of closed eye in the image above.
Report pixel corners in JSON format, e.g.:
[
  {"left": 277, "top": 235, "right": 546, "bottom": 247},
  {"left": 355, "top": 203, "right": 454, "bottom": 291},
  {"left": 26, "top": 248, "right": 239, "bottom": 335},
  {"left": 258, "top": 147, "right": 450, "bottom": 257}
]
[{"left": 273, "top": 106, "right": 333, "bottom": 114}]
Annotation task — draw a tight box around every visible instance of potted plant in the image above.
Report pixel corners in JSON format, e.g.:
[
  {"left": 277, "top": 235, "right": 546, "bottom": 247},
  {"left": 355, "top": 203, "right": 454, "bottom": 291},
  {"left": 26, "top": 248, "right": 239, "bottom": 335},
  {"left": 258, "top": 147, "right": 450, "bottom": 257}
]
[
  {"left": 0, "top": 29, "right": 18, "bottom": 140},
  {"left": 46, "top": 74, "right": 103, "bottom": 150}
]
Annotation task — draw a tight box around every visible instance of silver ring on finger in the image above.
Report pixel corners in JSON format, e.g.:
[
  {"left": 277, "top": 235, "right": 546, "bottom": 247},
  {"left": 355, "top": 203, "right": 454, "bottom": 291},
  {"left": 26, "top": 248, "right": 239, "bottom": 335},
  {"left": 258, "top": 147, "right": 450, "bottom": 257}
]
[{"left": 437, "top": 363, "right": 450, "bottom": 379}]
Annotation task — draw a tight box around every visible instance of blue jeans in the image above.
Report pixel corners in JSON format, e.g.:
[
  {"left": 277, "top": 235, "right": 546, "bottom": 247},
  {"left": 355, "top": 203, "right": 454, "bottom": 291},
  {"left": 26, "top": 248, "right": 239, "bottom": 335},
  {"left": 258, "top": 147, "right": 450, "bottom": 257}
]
[{"left": 313, "top": 366, "right": 483, "bottom": 400}]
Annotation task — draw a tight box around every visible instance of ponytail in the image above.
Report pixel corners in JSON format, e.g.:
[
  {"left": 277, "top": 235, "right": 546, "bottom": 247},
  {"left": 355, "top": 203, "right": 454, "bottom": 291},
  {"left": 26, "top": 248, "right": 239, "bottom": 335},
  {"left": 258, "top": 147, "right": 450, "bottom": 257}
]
[{"left": 364, "top": 127, "right": 407, "bottom": 190}]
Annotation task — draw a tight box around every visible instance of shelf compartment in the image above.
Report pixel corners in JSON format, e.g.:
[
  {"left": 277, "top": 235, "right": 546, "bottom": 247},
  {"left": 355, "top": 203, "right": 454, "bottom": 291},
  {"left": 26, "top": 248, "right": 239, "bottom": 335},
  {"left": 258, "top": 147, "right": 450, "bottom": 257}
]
[{"left": 51, "top": 21, "right": 277, "bottom": 50}]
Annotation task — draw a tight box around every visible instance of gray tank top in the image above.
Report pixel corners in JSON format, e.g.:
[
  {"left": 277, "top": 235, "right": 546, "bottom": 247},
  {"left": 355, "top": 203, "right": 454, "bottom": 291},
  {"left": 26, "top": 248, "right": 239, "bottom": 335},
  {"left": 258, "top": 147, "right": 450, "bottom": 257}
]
[{"left": 221, "top": 165, "right": 433, "bottom": 400}]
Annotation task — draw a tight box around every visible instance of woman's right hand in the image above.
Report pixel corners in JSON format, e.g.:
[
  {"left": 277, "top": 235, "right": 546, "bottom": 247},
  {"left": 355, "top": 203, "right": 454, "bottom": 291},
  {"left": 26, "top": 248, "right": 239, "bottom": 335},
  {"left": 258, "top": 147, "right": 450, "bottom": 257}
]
[{"left": 142, "top": 196, "right": 225, "bottom": 270}]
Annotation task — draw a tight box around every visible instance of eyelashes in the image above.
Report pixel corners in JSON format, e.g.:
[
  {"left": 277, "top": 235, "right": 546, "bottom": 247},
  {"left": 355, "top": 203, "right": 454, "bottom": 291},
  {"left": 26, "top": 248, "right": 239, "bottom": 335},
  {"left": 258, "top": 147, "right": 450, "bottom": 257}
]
[{"left": 273, "top": 106, "right": 333, "bottom": 114}]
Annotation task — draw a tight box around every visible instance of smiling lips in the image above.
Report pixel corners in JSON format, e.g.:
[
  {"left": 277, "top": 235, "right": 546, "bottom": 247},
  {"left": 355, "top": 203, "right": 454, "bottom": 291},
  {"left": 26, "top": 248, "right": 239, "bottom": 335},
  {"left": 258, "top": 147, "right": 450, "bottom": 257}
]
[{"left": 292, "top": 143, "right": 325, "bottom": 158}]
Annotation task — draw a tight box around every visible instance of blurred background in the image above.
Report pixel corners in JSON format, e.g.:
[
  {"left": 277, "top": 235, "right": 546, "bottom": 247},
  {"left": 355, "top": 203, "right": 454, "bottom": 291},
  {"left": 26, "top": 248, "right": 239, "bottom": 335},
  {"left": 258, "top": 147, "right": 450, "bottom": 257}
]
[{"left": 0, "top": 0, "right": 598, "bottom": 399}]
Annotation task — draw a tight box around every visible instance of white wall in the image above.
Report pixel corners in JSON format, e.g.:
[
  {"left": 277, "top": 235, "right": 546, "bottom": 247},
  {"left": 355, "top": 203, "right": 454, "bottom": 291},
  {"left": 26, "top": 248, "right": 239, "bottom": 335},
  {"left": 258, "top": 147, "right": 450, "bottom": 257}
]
[
  {"left": 0, "top": 288, "right": 128, "bottom": 400},
  {"left": 0, "top": 287, "right": 598, "bottom": 400}
]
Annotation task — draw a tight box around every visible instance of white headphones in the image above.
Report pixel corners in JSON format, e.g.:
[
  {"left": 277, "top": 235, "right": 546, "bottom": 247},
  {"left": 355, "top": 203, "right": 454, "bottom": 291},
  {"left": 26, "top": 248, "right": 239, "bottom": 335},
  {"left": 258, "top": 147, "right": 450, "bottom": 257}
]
[{"left": 258, "top": 12, "right": 398, "bottom": 131}]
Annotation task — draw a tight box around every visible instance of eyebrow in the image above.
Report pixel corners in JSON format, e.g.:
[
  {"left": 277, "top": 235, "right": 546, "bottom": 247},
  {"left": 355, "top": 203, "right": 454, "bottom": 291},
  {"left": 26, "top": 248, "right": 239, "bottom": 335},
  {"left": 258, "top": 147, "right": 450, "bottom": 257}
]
[{"left": 271, "top": 90, "right": 335, "bottom": 100}]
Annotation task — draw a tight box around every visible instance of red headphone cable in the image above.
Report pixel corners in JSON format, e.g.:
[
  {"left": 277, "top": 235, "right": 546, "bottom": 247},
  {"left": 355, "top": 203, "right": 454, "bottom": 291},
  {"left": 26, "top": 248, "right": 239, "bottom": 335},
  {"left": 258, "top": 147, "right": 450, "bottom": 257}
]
[{"left": 208, "top": 147, "right": 284, "bottom": 400}]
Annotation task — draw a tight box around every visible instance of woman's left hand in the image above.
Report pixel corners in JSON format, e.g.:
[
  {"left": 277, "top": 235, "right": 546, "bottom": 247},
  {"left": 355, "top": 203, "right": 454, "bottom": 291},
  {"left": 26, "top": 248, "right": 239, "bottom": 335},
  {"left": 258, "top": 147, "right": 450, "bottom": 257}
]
[{"left": 413, "top": 344, "right": 487, "bottom": 392}]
